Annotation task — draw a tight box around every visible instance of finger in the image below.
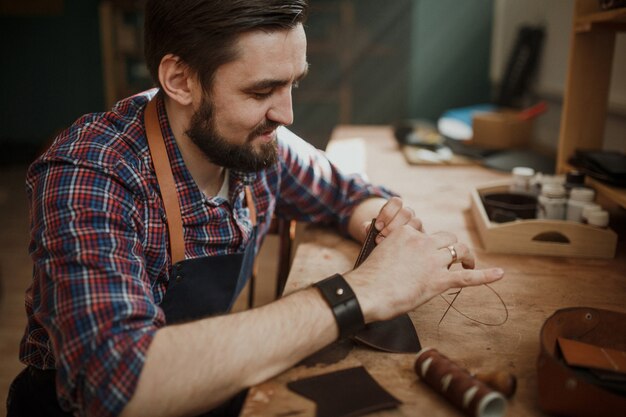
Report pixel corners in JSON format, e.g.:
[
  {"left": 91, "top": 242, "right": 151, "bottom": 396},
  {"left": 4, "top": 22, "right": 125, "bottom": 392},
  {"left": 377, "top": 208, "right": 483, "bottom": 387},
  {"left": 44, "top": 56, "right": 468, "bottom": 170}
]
[
  {"left": 383, "top": 206, "right": 415, "bottom": 232},
  {"left": 408, "top": 217, "right": 424, "bottom": 233},
  {"left": 374, "top": 197, "right": 403, "bottom": 231},
  {"left": 377, "top": 207, "right": 416, "bottom": 243},
  {"left": 445, "top": 268, "right": 504, "bottom": 291},
  {"left": 438, "top": 242, "right": 474, "bottom": 269},
  {"left": 459, "top": 244, "right": 475, "bottom": 269}
]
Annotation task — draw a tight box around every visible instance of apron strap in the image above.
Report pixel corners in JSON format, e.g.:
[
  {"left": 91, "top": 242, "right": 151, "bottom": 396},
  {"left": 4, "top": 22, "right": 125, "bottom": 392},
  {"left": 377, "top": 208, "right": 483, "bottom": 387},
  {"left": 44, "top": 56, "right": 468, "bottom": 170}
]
[
  {"left": 144, "top": 98, "right": 186, "bottom": 264},
  {"left": 144, "top": 97, "right": 258, "bottom": 264},
  {"left": 245, "top": 186, "right": 257, "bottom": 227}
]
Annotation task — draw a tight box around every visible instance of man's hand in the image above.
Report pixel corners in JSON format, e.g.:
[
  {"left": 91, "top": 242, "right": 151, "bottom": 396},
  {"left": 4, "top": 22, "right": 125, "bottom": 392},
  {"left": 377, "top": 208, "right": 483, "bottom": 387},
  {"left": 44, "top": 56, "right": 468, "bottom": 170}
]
[
  {"left": 371, "top": 196, "right": 423, "bottom": 243},
  {"left": 349, "top": 197, "right": 423, "bottom": 243},
  {"left": 344, "top": 225, "right": 504, "bottom": 323}
]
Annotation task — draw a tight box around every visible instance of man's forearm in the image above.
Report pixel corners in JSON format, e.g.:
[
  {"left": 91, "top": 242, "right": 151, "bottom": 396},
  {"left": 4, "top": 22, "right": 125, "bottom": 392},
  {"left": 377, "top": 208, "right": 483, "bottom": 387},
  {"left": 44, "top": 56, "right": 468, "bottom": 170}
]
[
  {"left": 120, "top": 197, "right": 504, "bottom": 417},
  {"left": 120, "top": 286, "right": 338, "bottom": 417}
]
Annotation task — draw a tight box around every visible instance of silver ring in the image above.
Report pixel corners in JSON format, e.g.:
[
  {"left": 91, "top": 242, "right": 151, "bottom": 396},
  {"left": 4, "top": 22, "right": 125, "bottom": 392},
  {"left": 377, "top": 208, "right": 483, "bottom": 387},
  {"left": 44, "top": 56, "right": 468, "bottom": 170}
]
[{"left": 447, "top": 245, "right": 457, "bottom": 265}]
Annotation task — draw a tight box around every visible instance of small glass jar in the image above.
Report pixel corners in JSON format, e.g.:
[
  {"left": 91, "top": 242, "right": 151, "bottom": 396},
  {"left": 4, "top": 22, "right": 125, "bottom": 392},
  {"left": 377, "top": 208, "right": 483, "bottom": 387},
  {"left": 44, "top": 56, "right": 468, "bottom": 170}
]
[
  {"left": 537, "top": 184, "right": 567, "bottom": 220},
  {"left": 587, "top": 210, "right": 609, "bottom": 228},
  {"left": 566, "top": 187, "right": 596, "bottom": 222},
  {"left": 510, "top": 167, "right": 535, "bottom": 194},
  {"left": 581, "top": 203, "right": 602, "bottom": 224}
]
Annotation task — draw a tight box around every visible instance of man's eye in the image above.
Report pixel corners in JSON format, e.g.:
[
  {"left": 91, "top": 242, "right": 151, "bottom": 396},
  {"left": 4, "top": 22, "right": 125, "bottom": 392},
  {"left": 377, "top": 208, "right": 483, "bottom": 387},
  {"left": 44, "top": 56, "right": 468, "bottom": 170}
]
[{"left": 251, "top": 90, "right": 272, "bottom": 99}]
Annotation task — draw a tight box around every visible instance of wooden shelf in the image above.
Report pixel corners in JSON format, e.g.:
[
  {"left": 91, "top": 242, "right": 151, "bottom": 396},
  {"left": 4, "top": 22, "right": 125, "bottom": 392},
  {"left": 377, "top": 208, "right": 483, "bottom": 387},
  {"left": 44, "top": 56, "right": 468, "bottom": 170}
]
[
  {"left": 575, "top": 9, "right": 626, "bottom": 32},
  {"left": 575, "top": 7, "right": 626, "bottom": 29},
  {"left": 587, "top": 177, "right": 626, "bottom": 208},
  {"left": 557, "top": 0, "right": 626, "bottom": 212},
  {"left": 99, "top": 0, "right": 151, "bottom": 108}
]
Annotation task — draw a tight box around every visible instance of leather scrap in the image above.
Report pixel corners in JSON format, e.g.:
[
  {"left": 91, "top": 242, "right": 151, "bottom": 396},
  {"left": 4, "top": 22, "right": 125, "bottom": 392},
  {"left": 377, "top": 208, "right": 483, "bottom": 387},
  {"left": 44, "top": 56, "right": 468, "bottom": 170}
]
[
  {"left": 287, "top": 366, "right": 401, "bottom": 417},
  {"left": 354, "top": 314, "right": 421, "bottom": 353},
  {"left": 558, "top": 337, "right": 626, "bottom": 375},
  {"left": 298, "top": 338, "right": 355, "bottom": 368}
]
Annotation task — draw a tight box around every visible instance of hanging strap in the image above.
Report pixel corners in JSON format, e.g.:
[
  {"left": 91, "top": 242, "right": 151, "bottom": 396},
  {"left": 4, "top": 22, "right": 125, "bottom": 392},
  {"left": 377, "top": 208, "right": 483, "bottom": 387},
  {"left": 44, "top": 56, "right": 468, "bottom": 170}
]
[
  {"left": 144, "top": 97, "right": 258, "bottom": 264},
  {"left": 245, "top": 186, "right": 257, "bottom": 228},
  {"left": 144, "top": 98, "right": 186, "bottom": 264}
]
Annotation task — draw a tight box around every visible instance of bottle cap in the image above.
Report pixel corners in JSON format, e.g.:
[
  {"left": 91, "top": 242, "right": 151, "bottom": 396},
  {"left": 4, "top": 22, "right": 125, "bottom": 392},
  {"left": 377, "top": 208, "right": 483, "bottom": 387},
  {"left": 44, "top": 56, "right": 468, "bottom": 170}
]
[
  {"left": 569, "top": 187, "right": 595, "bottom": 202},
  {"left": 587, "top": 210, "right": 609, "bottom": 228},
  {"left": 565, "top": 170, "right": 586, "bottom": 186},
  {"left": 541, "top": 174, "right": 565, "bottom": 186},
  {"left": 541, "top": 184, "right": 566, "bottom": 198},
  {"left": 512, "top": 167, "right": 535, "bottom": 178}
]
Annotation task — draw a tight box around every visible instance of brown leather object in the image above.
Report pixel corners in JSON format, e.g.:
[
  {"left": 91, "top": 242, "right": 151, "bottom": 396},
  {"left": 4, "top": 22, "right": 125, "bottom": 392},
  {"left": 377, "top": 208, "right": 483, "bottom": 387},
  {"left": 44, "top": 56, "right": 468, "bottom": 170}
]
[
  {"left": 537, "top": 307, "right": 626, "bottom": 417},
  {"left": 353, "top": 218, "right": 380, "bottom": 269},
  {"left": 287, "top": 366, "right": 401, "bottom": 417},
  {"left": 144, "top": 98, "right": 186, "bottom": 264},
  {"left": 558, "top": 337, "right": 626, "bottom": 375},
  {"left": 352, "top": 219, "right": 422, "bottom": 353}
]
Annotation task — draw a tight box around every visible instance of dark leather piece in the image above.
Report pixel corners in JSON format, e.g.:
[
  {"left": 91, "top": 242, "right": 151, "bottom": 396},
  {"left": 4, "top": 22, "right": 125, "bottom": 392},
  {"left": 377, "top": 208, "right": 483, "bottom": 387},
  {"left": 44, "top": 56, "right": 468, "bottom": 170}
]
[
  {"left": 354, "top": 314, "right": 421, "bottom": 353},
  {"left": 315, "top": 274, "right": 365, "bottom": 339},
  {"left": 353, "top": 219, "right": 380, "bottom": 269},
  {"left": 537, "top": 307, "right": 626, "bottom": 417},
  {"left": 352, "top": 219, "right": 422, "bottom": 353},
  {"left": 287, "top": 366, "right": 401, "bottom": 417},
  {"left": 298, "top": 338, "right": 355, "bottom": 368}
]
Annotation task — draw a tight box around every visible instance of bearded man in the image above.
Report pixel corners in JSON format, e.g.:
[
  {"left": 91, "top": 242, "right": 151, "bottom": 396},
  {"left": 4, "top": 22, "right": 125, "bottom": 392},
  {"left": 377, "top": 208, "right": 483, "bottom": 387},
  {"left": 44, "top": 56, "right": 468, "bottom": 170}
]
[{"left": 7, "top": 1, "right": 503, "bottom": 416}]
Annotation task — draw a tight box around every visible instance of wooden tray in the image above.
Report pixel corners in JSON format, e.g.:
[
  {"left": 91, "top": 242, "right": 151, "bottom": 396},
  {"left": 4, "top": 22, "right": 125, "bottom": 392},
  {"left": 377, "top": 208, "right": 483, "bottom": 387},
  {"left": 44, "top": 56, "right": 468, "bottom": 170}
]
[{"left": 469, "top": 182, "right": 617, "bottom": 259}]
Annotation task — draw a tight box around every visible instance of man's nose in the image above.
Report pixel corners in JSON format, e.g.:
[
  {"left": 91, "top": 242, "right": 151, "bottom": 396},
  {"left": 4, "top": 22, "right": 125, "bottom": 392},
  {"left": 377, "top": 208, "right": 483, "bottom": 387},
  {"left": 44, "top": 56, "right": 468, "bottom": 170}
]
[{"left": 267, "top": 87, "right": 294, "bottom": 126}]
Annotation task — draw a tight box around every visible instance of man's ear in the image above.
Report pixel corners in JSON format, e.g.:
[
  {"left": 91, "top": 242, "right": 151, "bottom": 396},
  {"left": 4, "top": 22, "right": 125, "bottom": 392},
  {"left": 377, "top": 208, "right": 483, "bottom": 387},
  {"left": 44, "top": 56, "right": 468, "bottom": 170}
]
[{"left": 158, "top": 54, "right": 195, "bottom": 106}]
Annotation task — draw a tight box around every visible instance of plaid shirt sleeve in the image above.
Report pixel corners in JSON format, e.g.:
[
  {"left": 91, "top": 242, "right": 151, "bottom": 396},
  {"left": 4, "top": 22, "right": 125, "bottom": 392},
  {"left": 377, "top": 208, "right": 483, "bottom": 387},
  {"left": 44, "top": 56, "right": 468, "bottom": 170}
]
[
  {"left": 274, "top": 128, "right": 398, "bottom": 235},
  {"left": 26, "top": 151, "right": 165, "bottom": 417}
]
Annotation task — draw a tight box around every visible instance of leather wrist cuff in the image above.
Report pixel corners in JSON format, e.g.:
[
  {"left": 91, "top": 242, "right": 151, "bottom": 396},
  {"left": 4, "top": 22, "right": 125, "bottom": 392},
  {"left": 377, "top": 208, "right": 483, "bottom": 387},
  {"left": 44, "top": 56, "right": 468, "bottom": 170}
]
[{"left": 314, "top": 273, "right": 365, "bottom": 339}]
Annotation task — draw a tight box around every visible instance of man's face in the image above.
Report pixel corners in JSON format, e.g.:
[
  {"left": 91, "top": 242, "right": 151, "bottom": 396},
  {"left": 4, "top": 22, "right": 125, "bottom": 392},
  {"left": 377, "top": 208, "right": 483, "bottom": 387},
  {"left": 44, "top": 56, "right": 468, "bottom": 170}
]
[{"left": 186, "top": 24, "right": 308, "bottom": 172}]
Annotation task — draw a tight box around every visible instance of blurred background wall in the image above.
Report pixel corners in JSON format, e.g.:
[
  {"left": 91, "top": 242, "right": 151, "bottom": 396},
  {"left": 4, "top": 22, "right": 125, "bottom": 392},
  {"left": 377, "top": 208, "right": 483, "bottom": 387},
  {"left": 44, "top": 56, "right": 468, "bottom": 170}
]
[
  {"left": 0, "top": 0, "right": 105, "bottom": 163},
  {"left": 0, "top": 0, "right": 624, "bottom": 161},
  {"left": 0, "top": 0, "right": 493, "bottom": 158}
]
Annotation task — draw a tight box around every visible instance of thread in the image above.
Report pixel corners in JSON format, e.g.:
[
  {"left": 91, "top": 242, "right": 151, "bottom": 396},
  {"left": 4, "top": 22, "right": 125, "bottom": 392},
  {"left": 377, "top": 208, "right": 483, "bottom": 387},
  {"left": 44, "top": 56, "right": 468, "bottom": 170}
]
[
  {"left": 415, "top": 348, "right": 508, "bottom": 417},
  {"left": 438, "top": 284, "right": 509, "bottom": 327}
]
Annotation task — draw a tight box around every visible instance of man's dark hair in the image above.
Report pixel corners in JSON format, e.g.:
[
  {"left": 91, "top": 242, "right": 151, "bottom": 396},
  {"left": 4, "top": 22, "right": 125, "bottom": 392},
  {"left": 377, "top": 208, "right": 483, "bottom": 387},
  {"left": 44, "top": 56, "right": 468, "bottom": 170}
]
[{"left": 144, "top": 0, "right": 308, "bottom": 93}]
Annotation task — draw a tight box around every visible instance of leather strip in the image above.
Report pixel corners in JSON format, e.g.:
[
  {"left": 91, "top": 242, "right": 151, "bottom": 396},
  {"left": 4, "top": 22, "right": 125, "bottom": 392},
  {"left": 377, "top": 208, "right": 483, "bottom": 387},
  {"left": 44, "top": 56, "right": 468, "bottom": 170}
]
[
  {"left": 144, "top": 98, "right": 185, "bottom": 264},
  {"left": 314, "top": 273, "right": 365, "bottom": 339},
  {"left": 244, "top": 186, "right": 257, "bottom": 227},
  {"left": 354, "top": 218, "right": 379, "bottom": 268}
]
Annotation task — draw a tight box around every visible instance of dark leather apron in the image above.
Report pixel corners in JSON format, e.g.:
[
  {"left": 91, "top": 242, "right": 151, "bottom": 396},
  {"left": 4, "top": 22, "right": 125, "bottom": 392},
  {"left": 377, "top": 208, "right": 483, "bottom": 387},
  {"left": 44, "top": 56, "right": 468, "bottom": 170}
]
[
  {"left": 144, "top": 97, "right": 258, "bottom": 324},
  {"left": 145, "top": 97, "right": 257, "bottom": 416},
  {"left": 7, "top": 98, "right": 256, "bottom": 417}
]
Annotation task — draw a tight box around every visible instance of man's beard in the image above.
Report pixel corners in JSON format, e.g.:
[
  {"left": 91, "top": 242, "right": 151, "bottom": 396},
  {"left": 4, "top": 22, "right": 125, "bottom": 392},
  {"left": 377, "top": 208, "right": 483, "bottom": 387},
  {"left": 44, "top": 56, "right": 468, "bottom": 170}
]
[{"left": 185, "top": 96, "right": 280, "bottom": 172}]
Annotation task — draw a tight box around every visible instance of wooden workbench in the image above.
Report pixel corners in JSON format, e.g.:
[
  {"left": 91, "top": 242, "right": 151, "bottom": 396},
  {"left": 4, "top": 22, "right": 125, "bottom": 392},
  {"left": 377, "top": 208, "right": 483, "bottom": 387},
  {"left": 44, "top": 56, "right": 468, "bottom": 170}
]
[{"left": 241, "top": 125, "right": 626, "bottom": 417}]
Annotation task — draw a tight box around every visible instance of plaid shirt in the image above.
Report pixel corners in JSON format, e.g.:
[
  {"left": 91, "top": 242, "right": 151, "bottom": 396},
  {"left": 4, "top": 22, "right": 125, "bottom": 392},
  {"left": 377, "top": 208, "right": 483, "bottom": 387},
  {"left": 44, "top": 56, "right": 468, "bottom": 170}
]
[{"left": 20, "top": 89, "right": 395, "bottom": 417}]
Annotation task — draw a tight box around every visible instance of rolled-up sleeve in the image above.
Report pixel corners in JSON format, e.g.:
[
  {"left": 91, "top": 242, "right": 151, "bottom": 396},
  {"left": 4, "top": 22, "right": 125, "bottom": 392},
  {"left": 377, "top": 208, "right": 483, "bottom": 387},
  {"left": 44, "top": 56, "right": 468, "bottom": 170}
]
[
  {"left": 275, "top": 128, "right": 398, "bottom": 235},
  {"left": 27, "top": 157, "right": 164, "bottom": 417}
]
